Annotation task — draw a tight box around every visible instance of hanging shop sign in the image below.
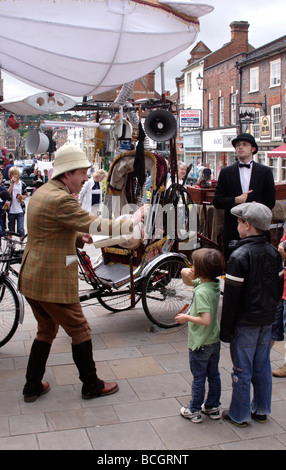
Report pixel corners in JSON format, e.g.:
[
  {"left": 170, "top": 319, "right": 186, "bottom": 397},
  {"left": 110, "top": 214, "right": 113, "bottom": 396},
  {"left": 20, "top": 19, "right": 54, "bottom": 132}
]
[{"left": 239, "top": 106, "right": 255, "bottom": 124}]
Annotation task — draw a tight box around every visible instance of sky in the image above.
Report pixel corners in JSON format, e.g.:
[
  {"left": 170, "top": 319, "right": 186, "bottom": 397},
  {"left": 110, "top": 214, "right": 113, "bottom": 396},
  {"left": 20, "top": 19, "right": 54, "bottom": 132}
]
[
  {"left": 1, "top": 0, "right": 286, "bottom": 101},
  {"left": 157, "top": 0, "right": 286, "bottom": 94}
]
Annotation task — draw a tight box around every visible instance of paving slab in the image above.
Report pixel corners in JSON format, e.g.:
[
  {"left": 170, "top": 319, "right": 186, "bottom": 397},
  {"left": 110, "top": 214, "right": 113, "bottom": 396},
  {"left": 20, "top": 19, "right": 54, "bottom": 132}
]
[{"left": 0, "top": 296, "right": 285, "bottom": 451}]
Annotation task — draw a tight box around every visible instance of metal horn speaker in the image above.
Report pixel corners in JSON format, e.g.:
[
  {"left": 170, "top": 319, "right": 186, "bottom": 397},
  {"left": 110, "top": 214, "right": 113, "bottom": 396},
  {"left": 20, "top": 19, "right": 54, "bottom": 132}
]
[{"left": 144, "top": 110, "right": 177, "bottom": 142}]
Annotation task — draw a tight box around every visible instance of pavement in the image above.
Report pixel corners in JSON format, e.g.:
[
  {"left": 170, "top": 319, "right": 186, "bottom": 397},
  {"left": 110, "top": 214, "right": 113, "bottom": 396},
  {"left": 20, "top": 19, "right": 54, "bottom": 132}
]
[{"left": 1, "top": 269, "right": 286, "bottom": 450}]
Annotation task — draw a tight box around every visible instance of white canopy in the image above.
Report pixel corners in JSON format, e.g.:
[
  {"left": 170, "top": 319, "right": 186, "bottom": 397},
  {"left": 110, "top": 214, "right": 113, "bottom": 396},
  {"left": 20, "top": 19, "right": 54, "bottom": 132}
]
[
  {"left": 0, "top": 91, "right": 78, "bottom": 115},
  {"left": 0, "top": 0, "right": 213, "bottom": 97}
]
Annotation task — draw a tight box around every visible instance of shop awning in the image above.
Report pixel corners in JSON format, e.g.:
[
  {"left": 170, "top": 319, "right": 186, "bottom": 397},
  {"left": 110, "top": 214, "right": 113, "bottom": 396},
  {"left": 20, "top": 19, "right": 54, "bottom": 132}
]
[{"left": 267, "top": 143, "right": 286, "bottom": 158}]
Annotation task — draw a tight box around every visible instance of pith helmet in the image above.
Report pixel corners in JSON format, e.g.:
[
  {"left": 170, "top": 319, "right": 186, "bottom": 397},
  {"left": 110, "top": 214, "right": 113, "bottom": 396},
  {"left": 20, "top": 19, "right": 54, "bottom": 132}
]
[{"left": 51, "top": 144, "right": 91, "bottom": 179}]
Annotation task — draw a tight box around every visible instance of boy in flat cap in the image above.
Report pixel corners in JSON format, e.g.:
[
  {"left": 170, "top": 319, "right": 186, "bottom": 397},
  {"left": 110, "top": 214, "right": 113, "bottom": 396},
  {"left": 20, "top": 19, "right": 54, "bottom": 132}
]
[
  {"left": 213, "top": 133, "right": 275, "bottom": 260},
  {"left": 220, "top": 202, "right": 284, "bottom": 427}
]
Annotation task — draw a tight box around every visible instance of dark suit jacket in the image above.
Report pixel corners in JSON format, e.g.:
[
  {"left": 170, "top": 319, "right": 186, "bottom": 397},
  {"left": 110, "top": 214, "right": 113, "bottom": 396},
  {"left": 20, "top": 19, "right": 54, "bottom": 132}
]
[{"left": 213, "top": 161, "right": 276, "bottom": 258}]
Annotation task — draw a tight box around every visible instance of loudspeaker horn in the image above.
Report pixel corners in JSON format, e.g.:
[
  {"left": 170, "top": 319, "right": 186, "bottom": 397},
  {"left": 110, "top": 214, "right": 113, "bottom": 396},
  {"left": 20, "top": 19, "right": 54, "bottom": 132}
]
[
  {"left": 25, "top": 129, "right": 49, "bottom": 155},
  {"left": 144, "top": 110, "right": 177, "bottom": 142}
]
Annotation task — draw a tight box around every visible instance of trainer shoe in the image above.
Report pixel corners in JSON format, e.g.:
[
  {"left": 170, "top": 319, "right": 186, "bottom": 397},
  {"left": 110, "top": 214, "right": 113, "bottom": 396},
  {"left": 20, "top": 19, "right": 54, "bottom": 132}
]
[
  {"left": 180, "top": 406, "right": 202, "bottom": 423},
  {"left": 272, "top": 363, "right": 286, "bottom": 377},
  {"left": 201, "top": 404, "right": 221, "bottom": 419}
]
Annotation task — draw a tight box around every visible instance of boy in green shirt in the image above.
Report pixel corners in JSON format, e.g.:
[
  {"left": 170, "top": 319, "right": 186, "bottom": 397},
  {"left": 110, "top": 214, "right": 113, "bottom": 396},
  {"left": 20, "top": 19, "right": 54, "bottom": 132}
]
[{"left": 176, "top": 248, "right": 225, "bottom": 423}]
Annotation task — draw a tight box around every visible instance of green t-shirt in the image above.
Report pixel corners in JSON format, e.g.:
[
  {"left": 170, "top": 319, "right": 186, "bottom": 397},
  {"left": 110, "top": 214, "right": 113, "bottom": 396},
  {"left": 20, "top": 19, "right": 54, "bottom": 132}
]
[{"left": 188, "top": 278, "right": 221, "bottom": 351}]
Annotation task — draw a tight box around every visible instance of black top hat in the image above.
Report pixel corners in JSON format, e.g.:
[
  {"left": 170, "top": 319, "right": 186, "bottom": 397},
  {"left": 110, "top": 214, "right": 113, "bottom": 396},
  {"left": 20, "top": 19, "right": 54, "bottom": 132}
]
[{"left": 232, "top": 133, "right": 258, "bottom": 154}]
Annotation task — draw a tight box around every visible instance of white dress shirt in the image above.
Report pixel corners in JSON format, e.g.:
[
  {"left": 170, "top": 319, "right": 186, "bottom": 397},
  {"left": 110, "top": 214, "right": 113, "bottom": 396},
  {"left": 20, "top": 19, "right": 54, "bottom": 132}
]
[{"left": 238, "top": 161, "right": 253, "bottom": 193}]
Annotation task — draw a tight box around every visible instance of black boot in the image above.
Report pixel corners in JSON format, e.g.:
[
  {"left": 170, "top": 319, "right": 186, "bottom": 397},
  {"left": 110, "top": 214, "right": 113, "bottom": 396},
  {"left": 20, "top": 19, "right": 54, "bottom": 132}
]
[
  {"left": 23, "top": 339, "right": 51, "bottom": 402},
  {"left": 72, "top": 340, "right": 106, "bottom": 399}
]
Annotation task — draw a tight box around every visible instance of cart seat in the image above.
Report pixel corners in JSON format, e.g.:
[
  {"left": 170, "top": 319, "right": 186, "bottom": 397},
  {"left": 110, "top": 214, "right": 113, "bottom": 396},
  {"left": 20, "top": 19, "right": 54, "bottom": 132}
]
[{"left": 94, "top": 262, "right": 131, "bottom": 283}]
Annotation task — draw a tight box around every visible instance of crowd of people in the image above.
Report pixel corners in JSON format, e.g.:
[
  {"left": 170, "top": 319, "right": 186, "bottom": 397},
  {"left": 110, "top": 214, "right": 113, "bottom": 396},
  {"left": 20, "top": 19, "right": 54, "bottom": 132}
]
[
  {"left": 1, "top": 133, "right": 286, "bottom": 430},
  {"left": 0, "top": 160, "right": 48, "bottom": 247}
]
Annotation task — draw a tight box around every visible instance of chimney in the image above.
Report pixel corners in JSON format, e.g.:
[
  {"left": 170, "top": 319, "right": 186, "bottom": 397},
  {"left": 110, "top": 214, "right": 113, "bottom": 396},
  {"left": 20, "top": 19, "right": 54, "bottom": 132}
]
[{"left": 230, "top": 21, "right": 250, "bottom": 51}]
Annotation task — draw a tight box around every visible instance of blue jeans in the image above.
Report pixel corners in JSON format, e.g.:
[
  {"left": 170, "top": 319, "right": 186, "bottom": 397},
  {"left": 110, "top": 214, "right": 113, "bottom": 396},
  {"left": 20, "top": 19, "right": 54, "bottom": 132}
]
[
  {"left": 189, "top": 342, "right": 221, "bottom": 412},
  {"left": 8, "top": 212, "right": 25, "bottom": 238},
  {"left": 229, "top": 324, "right": 272, "bottom": 423},
  {"left": 272, "top": 299, "right": 286, "bottom": 341}
]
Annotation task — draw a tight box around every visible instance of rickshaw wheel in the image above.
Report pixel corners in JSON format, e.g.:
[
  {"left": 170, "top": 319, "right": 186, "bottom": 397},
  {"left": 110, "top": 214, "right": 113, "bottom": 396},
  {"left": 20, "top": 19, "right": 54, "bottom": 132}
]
[
  {"left": 97, "top": 289, "right": 141, "bottom": 312},
  {"left": 142, "top": 255, "right": 193, "bottom": 329}
]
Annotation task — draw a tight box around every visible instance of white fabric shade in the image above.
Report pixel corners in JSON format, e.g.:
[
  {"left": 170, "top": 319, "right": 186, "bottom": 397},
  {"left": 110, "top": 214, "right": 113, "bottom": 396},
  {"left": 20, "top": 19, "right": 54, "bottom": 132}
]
[
  {"left": 0, "top": 0, "right": 213, "bottom": 97},
  {"left": 0, "top": 92, "right": 78, "bottom": 115}
]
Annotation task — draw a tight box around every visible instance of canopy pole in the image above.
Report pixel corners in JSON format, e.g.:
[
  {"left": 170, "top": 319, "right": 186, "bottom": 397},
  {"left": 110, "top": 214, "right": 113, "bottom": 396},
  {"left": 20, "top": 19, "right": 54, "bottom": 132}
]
[
  {"left": 0, "top": 69, "right": 3, "bottom": 102},
  {"left": 160, "top": 62, "right": 166, "bottom": 103}
]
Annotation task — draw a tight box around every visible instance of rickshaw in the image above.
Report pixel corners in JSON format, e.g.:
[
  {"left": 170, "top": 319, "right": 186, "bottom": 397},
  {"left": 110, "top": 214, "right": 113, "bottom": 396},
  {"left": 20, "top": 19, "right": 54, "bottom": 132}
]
[{"left": 77, "top": 145, "right": 200, "bottom": 329}]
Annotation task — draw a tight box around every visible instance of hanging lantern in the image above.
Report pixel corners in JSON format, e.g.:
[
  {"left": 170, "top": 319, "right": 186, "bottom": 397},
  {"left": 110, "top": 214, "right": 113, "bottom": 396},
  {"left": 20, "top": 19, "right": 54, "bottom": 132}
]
[{"left": 7, "top": 114, "right": 20, "bottom": 130}]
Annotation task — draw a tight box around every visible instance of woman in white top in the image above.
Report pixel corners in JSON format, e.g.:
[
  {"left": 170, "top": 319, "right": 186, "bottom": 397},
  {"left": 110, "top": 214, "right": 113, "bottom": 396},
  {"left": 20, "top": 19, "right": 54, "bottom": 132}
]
[
  {"left": 7, "top": 166, "right": 27, "bottom": 239},
  {"left": 79, "top": 168, "right": 107, "bottom": 214}
]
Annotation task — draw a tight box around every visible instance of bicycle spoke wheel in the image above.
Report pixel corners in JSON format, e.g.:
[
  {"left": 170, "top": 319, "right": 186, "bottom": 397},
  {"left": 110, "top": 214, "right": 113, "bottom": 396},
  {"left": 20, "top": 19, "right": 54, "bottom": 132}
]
[
  {"left": 142, "top": 256, "right": 193, "bottom": 328},
  {"left": 98, "top": 287, "right": 141, "bottom": 312},
  {"left": 0, "top": 276, "right": 21, "bottom": 347}
]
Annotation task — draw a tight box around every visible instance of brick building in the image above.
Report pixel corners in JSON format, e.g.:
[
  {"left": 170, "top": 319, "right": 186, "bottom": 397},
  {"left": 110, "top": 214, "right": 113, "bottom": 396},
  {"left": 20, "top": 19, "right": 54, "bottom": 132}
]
[
  {"left": 178, "top": 21, "right": 254, "bottom": 178},
  {"left": 237, "top": 35, "right": 286, "bottom": 181},
  {"left": 201, "top": 21, "right": 254, "bottom": 177},
  {"left": 178, "top": 20, "right": 286, "bottom": 182}
]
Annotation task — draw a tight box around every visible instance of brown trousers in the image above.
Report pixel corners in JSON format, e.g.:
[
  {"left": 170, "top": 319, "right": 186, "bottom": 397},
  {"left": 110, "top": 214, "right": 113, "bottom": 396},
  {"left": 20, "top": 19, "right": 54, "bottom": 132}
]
[{"left": 26, "top": 297, "right": 91, "bottom": 345}]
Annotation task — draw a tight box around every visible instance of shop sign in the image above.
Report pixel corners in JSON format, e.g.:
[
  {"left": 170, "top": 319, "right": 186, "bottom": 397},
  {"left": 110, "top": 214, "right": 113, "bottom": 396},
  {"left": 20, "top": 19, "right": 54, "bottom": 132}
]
[
  {"left": 179, "top": 109, "right": 201, "bottom": 128},
  {"left": 239, "top": 106, "right": 255, "bottom": 124},
  {"left": 260, "top": 115, "right": 271, "bottom": 139}
]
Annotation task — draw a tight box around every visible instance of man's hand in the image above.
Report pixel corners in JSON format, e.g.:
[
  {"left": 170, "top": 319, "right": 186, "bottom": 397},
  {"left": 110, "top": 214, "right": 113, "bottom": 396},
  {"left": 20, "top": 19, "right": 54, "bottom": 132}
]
[
  {"left": 235, "top": 190, "right": 253, "bottom": 205},
  {"left": 82, "top": 233, "right": 93, "bottom": 244},
  {"left": 131, "top": 204, "right": 149, "bottom": 225}
]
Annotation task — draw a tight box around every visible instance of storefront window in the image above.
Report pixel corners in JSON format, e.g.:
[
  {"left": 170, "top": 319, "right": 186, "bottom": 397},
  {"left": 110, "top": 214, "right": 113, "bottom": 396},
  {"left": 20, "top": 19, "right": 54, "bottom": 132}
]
[
  {"left": 228, "top": 153, "right": 237, "bottom": 166},
  {"left": 258, "top": 153, "right": 266, "bottom": 165},
  {"left": 282, "top": 158, "right": 286, "bottom": 181},
  {"left": 268, "top": 157, "right": 278, "bottom": 181},
  {"left": 184, "top": 150, "right": 201, "bottom": 182}
]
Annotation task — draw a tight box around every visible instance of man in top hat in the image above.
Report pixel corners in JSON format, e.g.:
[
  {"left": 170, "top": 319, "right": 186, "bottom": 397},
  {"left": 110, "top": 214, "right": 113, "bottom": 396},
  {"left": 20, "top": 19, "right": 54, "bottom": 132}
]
[
  {"left": 213, "top": 133, "right": 275, "bottom": 259},
  {"left": 18, "top": 144, "right": 146, "bottom": 403}
]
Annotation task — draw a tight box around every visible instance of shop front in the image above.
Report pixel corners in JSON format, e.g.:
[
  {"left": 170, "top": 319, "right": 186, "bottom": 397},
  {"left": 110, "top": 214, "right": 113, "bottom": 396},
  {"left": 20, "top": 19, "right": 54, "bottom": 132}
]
[
  {"left": 202, "top": 128, "right": 237, "bottom": 179},
  {"left": 182, "top": 129, "right": 202, "bottom": 181}
]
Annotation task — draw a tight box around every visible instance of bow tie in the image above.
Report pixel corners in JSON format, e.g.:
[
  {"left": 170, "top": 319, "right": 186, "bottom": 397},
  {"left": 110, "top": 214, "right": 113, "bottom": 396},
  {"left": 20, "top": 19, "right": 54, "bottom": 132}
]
[{"left": 239, "top": 162, "right": 252, "bottom": 169}]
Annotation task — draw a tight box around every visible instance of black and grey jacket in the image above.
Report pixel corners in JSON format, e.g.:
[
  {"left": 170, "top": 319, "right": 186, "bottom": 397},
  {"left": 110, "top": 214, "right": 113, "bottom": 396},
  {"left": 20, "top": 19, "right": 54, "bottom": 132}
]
[{"left": 220, "top": 235, "right": 284, "bottom": 343}]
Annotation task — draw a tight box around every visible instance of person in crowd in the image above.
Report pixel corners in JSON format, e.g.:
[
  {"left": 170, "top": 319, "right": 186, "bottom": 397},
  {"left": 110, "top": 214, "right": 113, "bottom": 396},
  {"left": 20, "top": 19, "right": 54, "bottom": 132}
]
[
  {"left": 196, "top": 167, "right": 212, "bottom": 188},
  {"left": 0, "top": 171, "right": 8, "bottom": 233},
  {"left": 271, "top": 230, "right": 286, "bottom": 378},
  {"left": 213, "top": 133, "right": 275, "bottom": 260},
  {"left": 6, "top": 166, "right": 27, "bottom": 240},
  {"left": 167, "top": 161, "right": 188, "bottom": 188},
  {"left": 220, "top": 202, "right": 283, "bottom": 427},
  {"left": 3, "top": 158, "right": 14, "bottom": 180},
  {"left": 0, "top": 189, "right": 10, "bottom": 250},
  {"left": 175, "top": 248, "right": 225, "bottom": 423},
  {"left": 18, "top": 144, "right": 146, "bottom": 403},
  {"left": 79, "top": 168, "right": 107, "bottom": 214},
  {"left": 33, "top": 169, "right": 44, "bottom": 190},
  {"left": 43, "top": 169, "right": 49, "bottom": 183}
]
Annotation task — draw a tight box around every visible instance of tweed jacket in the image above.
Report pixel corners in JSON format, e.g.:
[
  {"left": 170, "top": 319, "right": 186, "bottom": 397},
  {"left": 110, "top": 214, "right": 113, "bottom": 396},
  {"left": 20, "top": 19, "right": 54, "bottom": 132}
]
[
  {"left": 213, "top": 161, "right": 275, "bottom": 254},
  {"left": 18, "top": 179, "right": 133, "bottom": 303}
]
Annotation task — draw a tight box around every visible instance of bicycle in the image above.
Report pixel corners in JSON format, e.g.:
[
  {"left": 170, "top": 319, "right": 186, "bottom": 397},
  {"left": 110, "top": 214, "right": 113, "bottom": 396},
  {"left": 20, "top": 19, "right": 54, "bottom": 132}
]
[{"left": 0, "top": 231, "right": 26, "bottom": 347}]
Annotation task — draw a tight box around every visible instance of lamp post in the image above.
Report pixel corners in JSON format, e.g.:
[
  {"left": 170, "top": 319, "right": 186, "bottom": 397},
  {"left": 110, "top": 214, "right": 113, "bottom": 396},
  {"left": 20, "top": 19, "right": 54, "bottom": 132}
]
[{"left": 196, "top": 72, "right": 206, "bottom": 91}]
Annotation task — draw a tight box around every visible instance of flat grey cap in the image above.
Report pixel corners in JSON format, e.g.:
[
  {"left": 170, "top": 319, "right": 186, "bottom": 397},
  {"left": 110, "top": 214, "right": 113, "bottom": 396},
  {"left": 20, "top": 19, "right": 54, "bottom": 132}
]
[{"left": 231, "top": 202, "right": 272, "bottom": 231}]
